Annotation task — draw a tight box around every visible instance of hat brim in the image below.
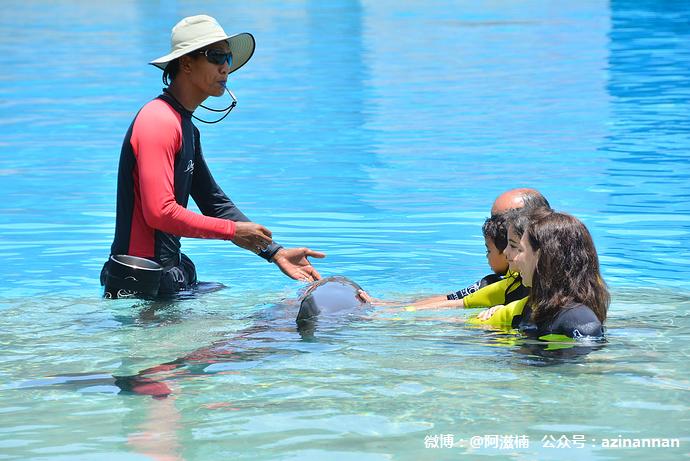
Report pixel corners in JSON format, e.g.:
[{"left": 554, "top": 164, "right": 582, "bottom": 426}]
[{"left": 150, "top": 32, "right": 255, "bottom": 75}]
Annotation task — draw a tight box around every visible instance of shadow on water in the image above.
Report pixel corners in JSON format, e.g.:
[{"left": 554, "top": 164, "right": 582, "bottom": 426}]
[
  {"left": 16, "top": 277, "right": 370, "bottom": 398},
  {"left": 512, "top": 339, "right": 607, "bottom": 366},
  {"left": 110, "top": 281, "right": 228, "bottom": 327}
]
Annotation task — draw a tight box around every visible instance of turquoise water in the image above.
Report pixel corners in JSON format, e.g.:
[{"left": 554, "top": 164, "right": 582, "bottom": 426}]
[{"left": 1, "top": 0, "right": 689, "bottom": 459}]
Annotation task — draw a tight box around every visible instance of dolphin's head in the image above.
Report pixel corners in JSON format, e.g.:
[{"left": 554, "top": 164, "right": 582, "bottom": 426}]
[{"left": 296, "top": 276, "right": 367, "bottom": 338}]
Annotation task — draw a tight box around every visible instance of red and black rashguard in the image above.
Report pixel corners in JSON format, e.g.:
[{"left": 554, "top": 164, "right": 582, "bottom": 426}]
[{"left": 110, "top": 91, "right": 281, "bottom": 269}]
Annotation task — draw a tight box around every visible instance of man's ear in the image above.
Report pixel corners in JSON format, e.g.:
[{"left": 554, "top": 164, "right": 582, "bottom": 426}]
[{"left": 178, "top": 55, "right": 194, "bottom": 74}]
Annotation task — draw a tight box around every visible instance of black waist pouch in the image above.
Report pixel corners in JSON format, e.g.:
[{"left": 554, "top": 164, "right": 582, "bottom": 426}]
[{"left": 102, "top": 255, "right": 163, "bottom": 298}]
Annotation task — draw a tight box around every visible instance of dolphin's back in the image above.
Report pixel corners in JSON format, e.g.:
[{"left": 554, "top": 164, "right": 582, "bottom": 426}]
[{"left": 296, "top": 276, "right": 366, "bottom": 334}]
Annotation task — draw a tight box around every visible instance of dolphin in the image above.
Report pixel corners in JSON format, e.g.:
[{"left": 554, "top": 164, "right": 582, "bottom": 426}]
[{"left": 296, "top": 276, "right": 367, "bottom": 338}]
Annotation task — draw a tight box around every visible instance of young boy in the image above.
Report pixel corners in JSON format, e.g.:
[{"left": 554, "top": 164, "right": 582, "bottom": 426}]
[{"left": 446, "top": 213, "right": 509, "bottom": 301}]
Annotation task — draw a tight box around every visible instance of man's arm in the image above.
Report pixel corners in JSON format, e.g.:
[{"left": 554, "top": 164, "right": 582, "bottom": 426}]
[{"left": 133, "top": 105, "right": 236, "bottom": 240}]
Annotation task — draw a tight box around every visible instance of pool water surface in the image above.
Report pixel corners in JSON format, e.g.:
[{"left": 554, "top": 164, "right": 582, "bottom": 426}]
[{"left": 0, "top": 1, "right": 689, "bottom": 460}]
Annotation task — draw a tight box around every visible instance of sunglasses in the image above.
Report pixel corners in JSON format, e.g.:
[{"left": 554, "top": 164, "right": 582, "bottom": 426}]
[{"left": 193, "top": 48, "right": 233, "bottom": 67}]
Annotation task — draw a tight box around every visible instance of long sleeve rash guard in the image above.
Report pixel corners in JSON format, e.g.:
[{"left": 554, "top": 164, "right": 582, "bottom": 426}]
[{"left": 110, "top": 91, "right": 280, "bottom": 268}]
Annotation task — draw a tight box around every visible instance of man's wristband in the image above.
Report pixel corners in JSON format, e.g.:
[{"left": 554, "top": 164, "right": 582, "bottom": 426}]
[{"left": 258, "top": 243, "right": 283, "bottom": 262}]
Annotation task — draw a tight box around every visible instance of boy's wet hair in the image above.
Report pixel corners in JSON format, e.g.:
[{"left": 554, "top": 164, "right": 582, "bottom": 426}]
[{"left": 482, "top": 214, "right": 508, "bottom": 251}]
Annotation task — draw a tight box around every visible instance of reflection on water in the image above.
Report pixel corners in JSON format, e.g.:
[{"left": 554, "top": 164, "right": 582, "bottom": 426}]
[
  {"left": 0, "top": 0, "right": 689, "bottom": 460},
  {"left": 598, "top": 0, "right": 690, "bottom": 290}
]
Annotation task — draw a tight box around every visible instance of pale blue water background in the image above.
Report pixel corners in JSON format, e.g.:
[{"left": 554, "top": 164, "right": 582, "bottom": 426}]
[{"left": 1, "top": 0, "right": 689, "bottom": 460}]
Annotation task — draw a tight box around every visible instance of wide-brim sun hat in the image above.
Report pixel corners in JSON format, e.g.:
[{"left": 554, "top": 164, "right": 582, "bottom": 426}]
[{"left": 150, "top": 14, "right": 255, "bottom": 75}]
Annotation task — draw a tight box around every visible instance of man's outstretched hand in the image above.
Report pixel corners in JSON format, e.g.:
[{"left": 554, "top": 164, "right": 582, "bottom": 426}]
[{"left": 272, "top": 247, "right": 326, "bottom": 282}]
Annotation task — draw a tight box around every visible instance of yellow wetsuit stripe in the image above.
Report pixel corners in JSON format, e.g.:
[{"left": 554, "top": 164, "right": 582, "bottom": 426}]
[{"left": 467, "top": 297, "right": 528, "bottom": 327}]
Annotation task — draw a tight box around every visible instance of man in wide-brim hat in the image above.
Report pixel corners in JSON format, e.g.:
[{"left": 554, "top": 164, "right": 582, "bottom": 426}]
[{"left": 101, "top": 15, "right": 324, "bottom": 298}]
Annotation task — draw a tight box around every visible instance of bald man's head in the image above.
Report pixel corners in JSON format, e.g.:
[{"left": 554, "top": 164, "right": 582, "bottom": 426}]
[{"left": 491, "top": 188, "right": 551, "bottom": 216}]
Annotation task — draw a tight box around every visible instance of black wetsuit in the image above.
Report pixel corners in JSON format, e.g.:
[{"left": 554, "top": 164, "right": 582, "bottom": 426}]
[{"left": 517, "top": 303, "right": 605, "bottom": 339}]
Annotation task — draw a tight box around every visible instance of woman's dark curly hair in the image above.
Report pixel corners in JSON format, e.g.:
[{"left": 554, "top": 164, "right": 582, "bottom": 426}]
[{"left": 526, "top": 211, "right": 609, "bottom": 326}]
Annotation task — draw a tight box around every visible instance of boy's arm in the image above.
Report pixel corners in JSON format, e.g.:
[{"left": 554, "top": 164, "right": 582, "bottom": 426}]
[
  {"left": 408, "top": 295, "right": 455, "bottom": 307},
  {"left": 363, "top": 296, "right": 465, "bottom": 313},
  {"left": 402, "top": 273, "right": 505, "bottom": 309},
  {"left": 405, "top": 298, "right": 465, "bottom": 311}
]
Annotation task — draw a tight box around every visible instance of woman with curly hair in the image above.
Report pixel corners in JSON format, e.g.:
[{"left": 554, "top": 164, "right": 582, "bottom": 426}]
[{"left": 508, "top": 210, "right": 610, "bottom": 339}]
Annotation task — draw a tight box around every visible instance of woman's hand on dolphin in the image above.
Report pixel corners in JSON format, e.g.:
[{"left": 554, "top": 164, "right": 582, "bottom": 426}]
[
  {"left": 231, "top": 222, "right": 273, "bottom": 253},
  {"left": 476, "top": 305, "right": 504, "bottom": 321},
  {"left": 272, "top": 247, "right": 326, "bottom": 282}
]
